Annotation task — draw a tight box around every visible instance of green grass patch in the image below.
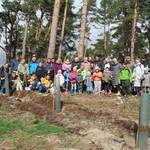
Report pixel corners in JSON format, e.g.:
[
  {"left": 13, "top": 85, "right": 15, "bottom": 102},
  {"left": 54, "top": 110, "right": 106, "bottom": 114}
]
[
  {"left": 0, "top": 117, "right": 70, "bottom": 138},
  {"left": 0, "top": 118, "right": 23, "bottom": 135},
  {"left": 26, "top": 119, "right": 70, "bottom": 137}
]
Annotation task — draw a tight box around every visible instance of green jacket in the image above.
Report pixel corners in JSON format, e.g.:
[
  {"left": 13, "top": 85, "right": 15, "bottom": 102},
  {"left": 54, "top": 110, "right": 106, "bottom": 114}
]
[
  {"left": 17, "top": 63, "right": 29, "bottom": 75},
  {"left": 119, "top": 67, "right": 132, "bottom": 82},
  {"left": 77, "top": 68, "right": 88, "bottom": 80}
]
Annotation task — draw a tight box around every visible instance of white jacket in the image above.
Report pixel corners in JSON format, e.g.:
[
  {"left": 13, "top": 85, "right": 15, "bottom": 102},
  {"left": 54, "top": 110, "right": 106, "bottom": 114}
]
[
  {"left": 132, "top": 63, "right": 144, "bottom": 87},
  {"left": 56, "top": 74, "right": 64, "bottom": 87}
]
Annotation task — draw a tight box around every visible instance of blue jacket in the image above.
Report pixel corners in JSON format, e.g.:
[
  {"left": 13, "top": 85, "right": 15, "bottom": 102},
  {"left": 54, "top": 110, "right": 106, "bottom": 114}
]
[
  {"left": 29, "top": 61, "right": 39, "bottom": 75},
  {"left": 63, "top": 71, "right": 71, "bottom": 82}
]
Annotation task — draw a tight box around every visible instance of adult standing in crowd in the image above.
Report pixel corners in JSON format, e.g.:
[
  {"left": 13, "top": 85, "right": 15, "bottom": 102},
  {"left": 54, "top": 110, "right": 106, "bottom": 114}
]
[
  {"left": 132, "top": 58, "right": 144, "bottom": 96},
  {"left": 62, "top": 59, "right": 72, "bottom": 72},
  {"left": 81, "top": 57, "right": 91, "bottom": 70},
  {"left": 72, "top": 57, "right": 81, "bottom": 69},
  {"left": 94, "top": 56, "right": 104, "bottom": 71},
  {"left": 17, "top": 58, "right": 29, "bottom": 87},
  {"left": 104, "top": 57, "right": 111, "bottom": 69},
  {"left": 11, "top": 55, "right": 20, "bottom": 71},
  {"left": 45, "top": 58, "right": 55, "bottom": 81},
  {"left": 29, "top": 54, "right": 39, "bottom": 76},
  {"left": 36, "top": 61, "right": 47, "bottom": 81},
  {"left": 112, "top": 58, "right": 122, "bottom": 95},
  {"left": 54, "top": 59, "right": 62, "bottom": 75}
]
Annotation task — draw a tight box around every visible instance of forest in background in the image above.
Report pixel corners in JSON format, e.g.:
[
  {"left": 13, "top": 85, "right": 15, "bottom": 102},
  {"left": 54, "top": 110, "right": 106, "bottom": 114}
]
[{"left": 0, "top": 0, "right": 150, "bottom": 64}]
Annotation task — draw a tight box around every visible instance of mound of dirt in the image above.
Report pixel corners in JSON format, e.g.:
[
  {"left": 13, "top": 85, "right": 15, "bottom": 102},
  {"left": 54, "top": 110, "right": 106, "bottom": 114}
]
[{"left": 2, "top": 92, "right": 140, "bottom": 149}]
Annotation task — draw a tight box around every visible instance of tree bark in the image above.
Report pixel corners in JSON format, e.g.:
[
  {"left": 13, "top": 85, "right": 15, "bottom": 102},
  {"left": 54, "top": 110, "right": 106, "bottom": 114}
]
[
  {"left": 130, "top": 0, "right": 138, "bottom": 65},
  {"left": 58, "top": 0, "right": 68, "bottom": 59},
  {"left": 78, "top": 0, "right": 89, "bottom": 58},
  {"left": 44, "top": 22, "right": 51, "bottom": 41},
  {"left": 22, "top": 15, "right": 29, "bottom": 58},
  {"left": 47, "top": 0, "right": 61, "bottom": 59},
  {"left": 35, "top": 10, "right": 44, "bottom": 51}
]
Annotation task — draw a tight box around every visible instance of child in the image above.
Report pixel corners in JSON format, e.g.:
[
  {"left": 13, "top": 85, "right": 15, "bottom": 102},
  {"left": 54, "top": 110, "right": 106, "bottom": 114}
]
[
  {"left": 92, "top": 66, "right": 103, "bottom": 95},
  {"left": 14, "top": 76, "right": 23, "bottom": 91},
  {"left": 38, "top": 77, "right": 51, "bottom": 93},
  {"left": 56, "top": 70, "right": 64, "bottom": 90},
  {"left": 77, "top": 66, "right": 88, "bottom": 92},
  {"left": 142, "top": 67, "right": 150, "bottom": 93},
  {"left": 76, "top": 72, "right": 83, "bottom": 94},
  {"left": 28, "top": 74, "right": 38, "bottom": 91},
  {"left": 69, "top": 67, "right": 78, "bottom": 94},
  {"left": 63, "top": 68, "right": 71, "bottom": 93},
  {"left": 86, "top": 71, "right": 93, "bottom": 94},
  {"left": 119, "top": 63, "right": 132, "bottom": 96},
  {"left": 103, "top": 67, "right": 112, "bottom": 95}
]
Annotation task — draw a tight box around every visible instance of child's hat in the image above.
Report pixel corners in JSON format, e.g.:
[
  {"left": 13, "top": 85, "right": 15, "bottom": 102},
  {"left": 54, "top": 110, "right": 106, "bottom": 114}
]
[
  {"left": 58, "top": 69, "right": 62, "bottom": 74},
  {"left": 95, "top": 66, "right": 100, "bottom": 70}
]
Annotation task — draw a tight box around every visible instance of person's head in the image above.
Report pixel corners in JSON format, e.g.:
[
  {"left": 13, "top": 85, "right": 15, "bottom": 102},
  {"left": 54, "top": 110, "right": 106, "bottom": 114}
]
[
  {"left": 122, "top": 63, "right": 127, "bottom": 68},
  {"left": 32, "top": 54, "right": 36, "bottom": 62},
  {"left": 113, "top": 58, "right": 118, "bottom": 64},
  {"left": 135, "top": 58, "right": 140, "bottom": 64},
  {"left": 31, "top": 74, "right": 36, "bottom": 80},
  {"left": 74, "top": 57, "right": 79, "bottom": 62},
  {"left": 56, "top": 59, "right": 62, "bottom": 64},
  {"left": 65, "top": 59, "right": 70, "bottom": 64},
  {"left": 47, "top": 58, "right": 51, "bottom": 63},
  {"left": 88, "top": 57, "right": 92, "bottom": 61},
  {"left": 4, "top": 63, "right": 9, "bottom": 69},
  {"left": 73, "top": 66, "right": 77, "bottom": 71},
  {"left": 84, "top": 57, "right": 88, "bottom": 62},
  {"left": 105, "top": 57, "right": 110, "bottom": 63},
  {"left": 21, "top": 58, "right": 26, "bottom": 64},
  {"left": 51, "top": 58, "right": 55, "bottom": 63},
  {"left": 46, "top": 75, "right": 50, "bottom": 80},
  {"left": 125, "top": 56, "right": 131, "bottom": 64},
  {"left": 39, "top": 62, "right": 43, "bottom": 67},
  {"left": 95, "top": 56, "right": 99, "bottom": 61},
  {"left": 95, "top": 66, "right": 100, "bottom": 72},
  {"left": 12, "top": 71, "right": 17, "bottom": 78},
  {"left": 58, "top": 69, "right": 62, "bottom": 74}
]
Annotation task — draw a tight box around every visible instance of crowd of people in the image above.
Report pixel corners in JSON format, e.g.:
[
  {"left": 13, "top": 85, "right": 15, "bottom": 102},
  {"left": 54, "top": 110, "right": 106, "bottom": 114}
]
[{"left": 0, "top": 54, "right": 150, "bottom": 97}]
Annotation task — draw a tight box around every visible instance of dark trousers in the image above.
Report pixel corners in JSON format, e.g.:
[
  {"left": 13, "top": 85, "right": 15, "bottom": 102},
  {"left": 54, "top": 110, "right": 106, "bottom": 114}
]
[
  {"left": 104, "top": 82, "right": 111, "bottom": 93},
  {"left": 0, "top": 80, "right": 5, "bottom": 93},
  {"left": 120, "top": 80, "right": 131, "bottom": 96}
]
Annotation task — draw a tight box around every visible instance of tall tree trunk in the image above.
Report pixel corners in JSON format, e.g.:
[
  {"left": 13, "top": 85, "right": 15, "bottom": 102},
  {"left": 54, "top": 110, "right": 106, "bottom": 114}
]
[
  {"left": 22, "top": 15, "right": 29, "bottom": 58},
  {"left": 35, "top": 10, "right": 44, "bottom": 51},
  {"left": 44, "top": 22, "right": 51, "bottom": 41},
  {"left": 47, "top": 0, "right": 61, "bottom": 59},
  {"left": 130, "top": 0, "right": 138, "bottom": 65},
  {"left": 78, "top": 0, "right": 89, "bottom": 58},
  {"left": 13, "top": 20, "right": 19, "bottom": 58},
  {"left": 5, "top": 24, "right": 9, "bottom": 61},
  {"left": 104, "top": 25, "right": 108, "bottom": 56},
  {"left": 58, "top": 0, "right": 68, "bottom": 59}
]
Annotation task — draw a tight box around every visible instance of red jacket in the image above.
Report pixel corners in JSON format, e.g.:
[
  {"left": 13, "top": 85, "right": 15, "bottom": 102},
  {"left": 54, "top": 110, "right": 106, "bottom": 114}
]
[{"left": 69, "top": 71, "right": 78, "bottom": 83}]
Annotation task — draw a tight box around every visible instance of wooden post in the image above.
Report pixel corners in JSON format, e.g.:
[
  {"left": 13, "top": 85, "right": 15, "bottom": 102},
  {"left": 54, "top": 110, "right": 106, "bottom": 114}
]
[
  {"left": 55, "top": 77, "right": 61, "bottom": 113},
  {"left": 137, "top": 93, "right": 150, "bottom": 149},
  {"left": 4, "top": 68, "right": 9, "bottom": 95}
]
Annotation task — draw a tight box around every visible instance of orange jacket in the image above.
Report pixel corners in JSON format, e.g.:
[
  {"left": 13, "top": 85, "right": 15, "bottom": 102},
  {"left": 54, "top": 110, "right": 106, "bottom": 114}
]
[{"left": 92, "top": 72, "right": 102, "bottom": 81}]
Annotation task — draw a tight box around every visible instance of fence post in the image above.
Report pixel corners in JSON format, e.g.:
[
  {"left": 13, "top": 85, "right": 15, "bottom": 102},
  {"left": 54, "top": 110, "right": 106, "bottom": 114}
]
[
  {"left": 4, "top": 69, "right": 9, "bottom": 95},
  {"left": 55, "top": 76, "right": 61, "bottom": 113},
  {"left": 138, "top": 93, "right": 150, "bottom": 150}
]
